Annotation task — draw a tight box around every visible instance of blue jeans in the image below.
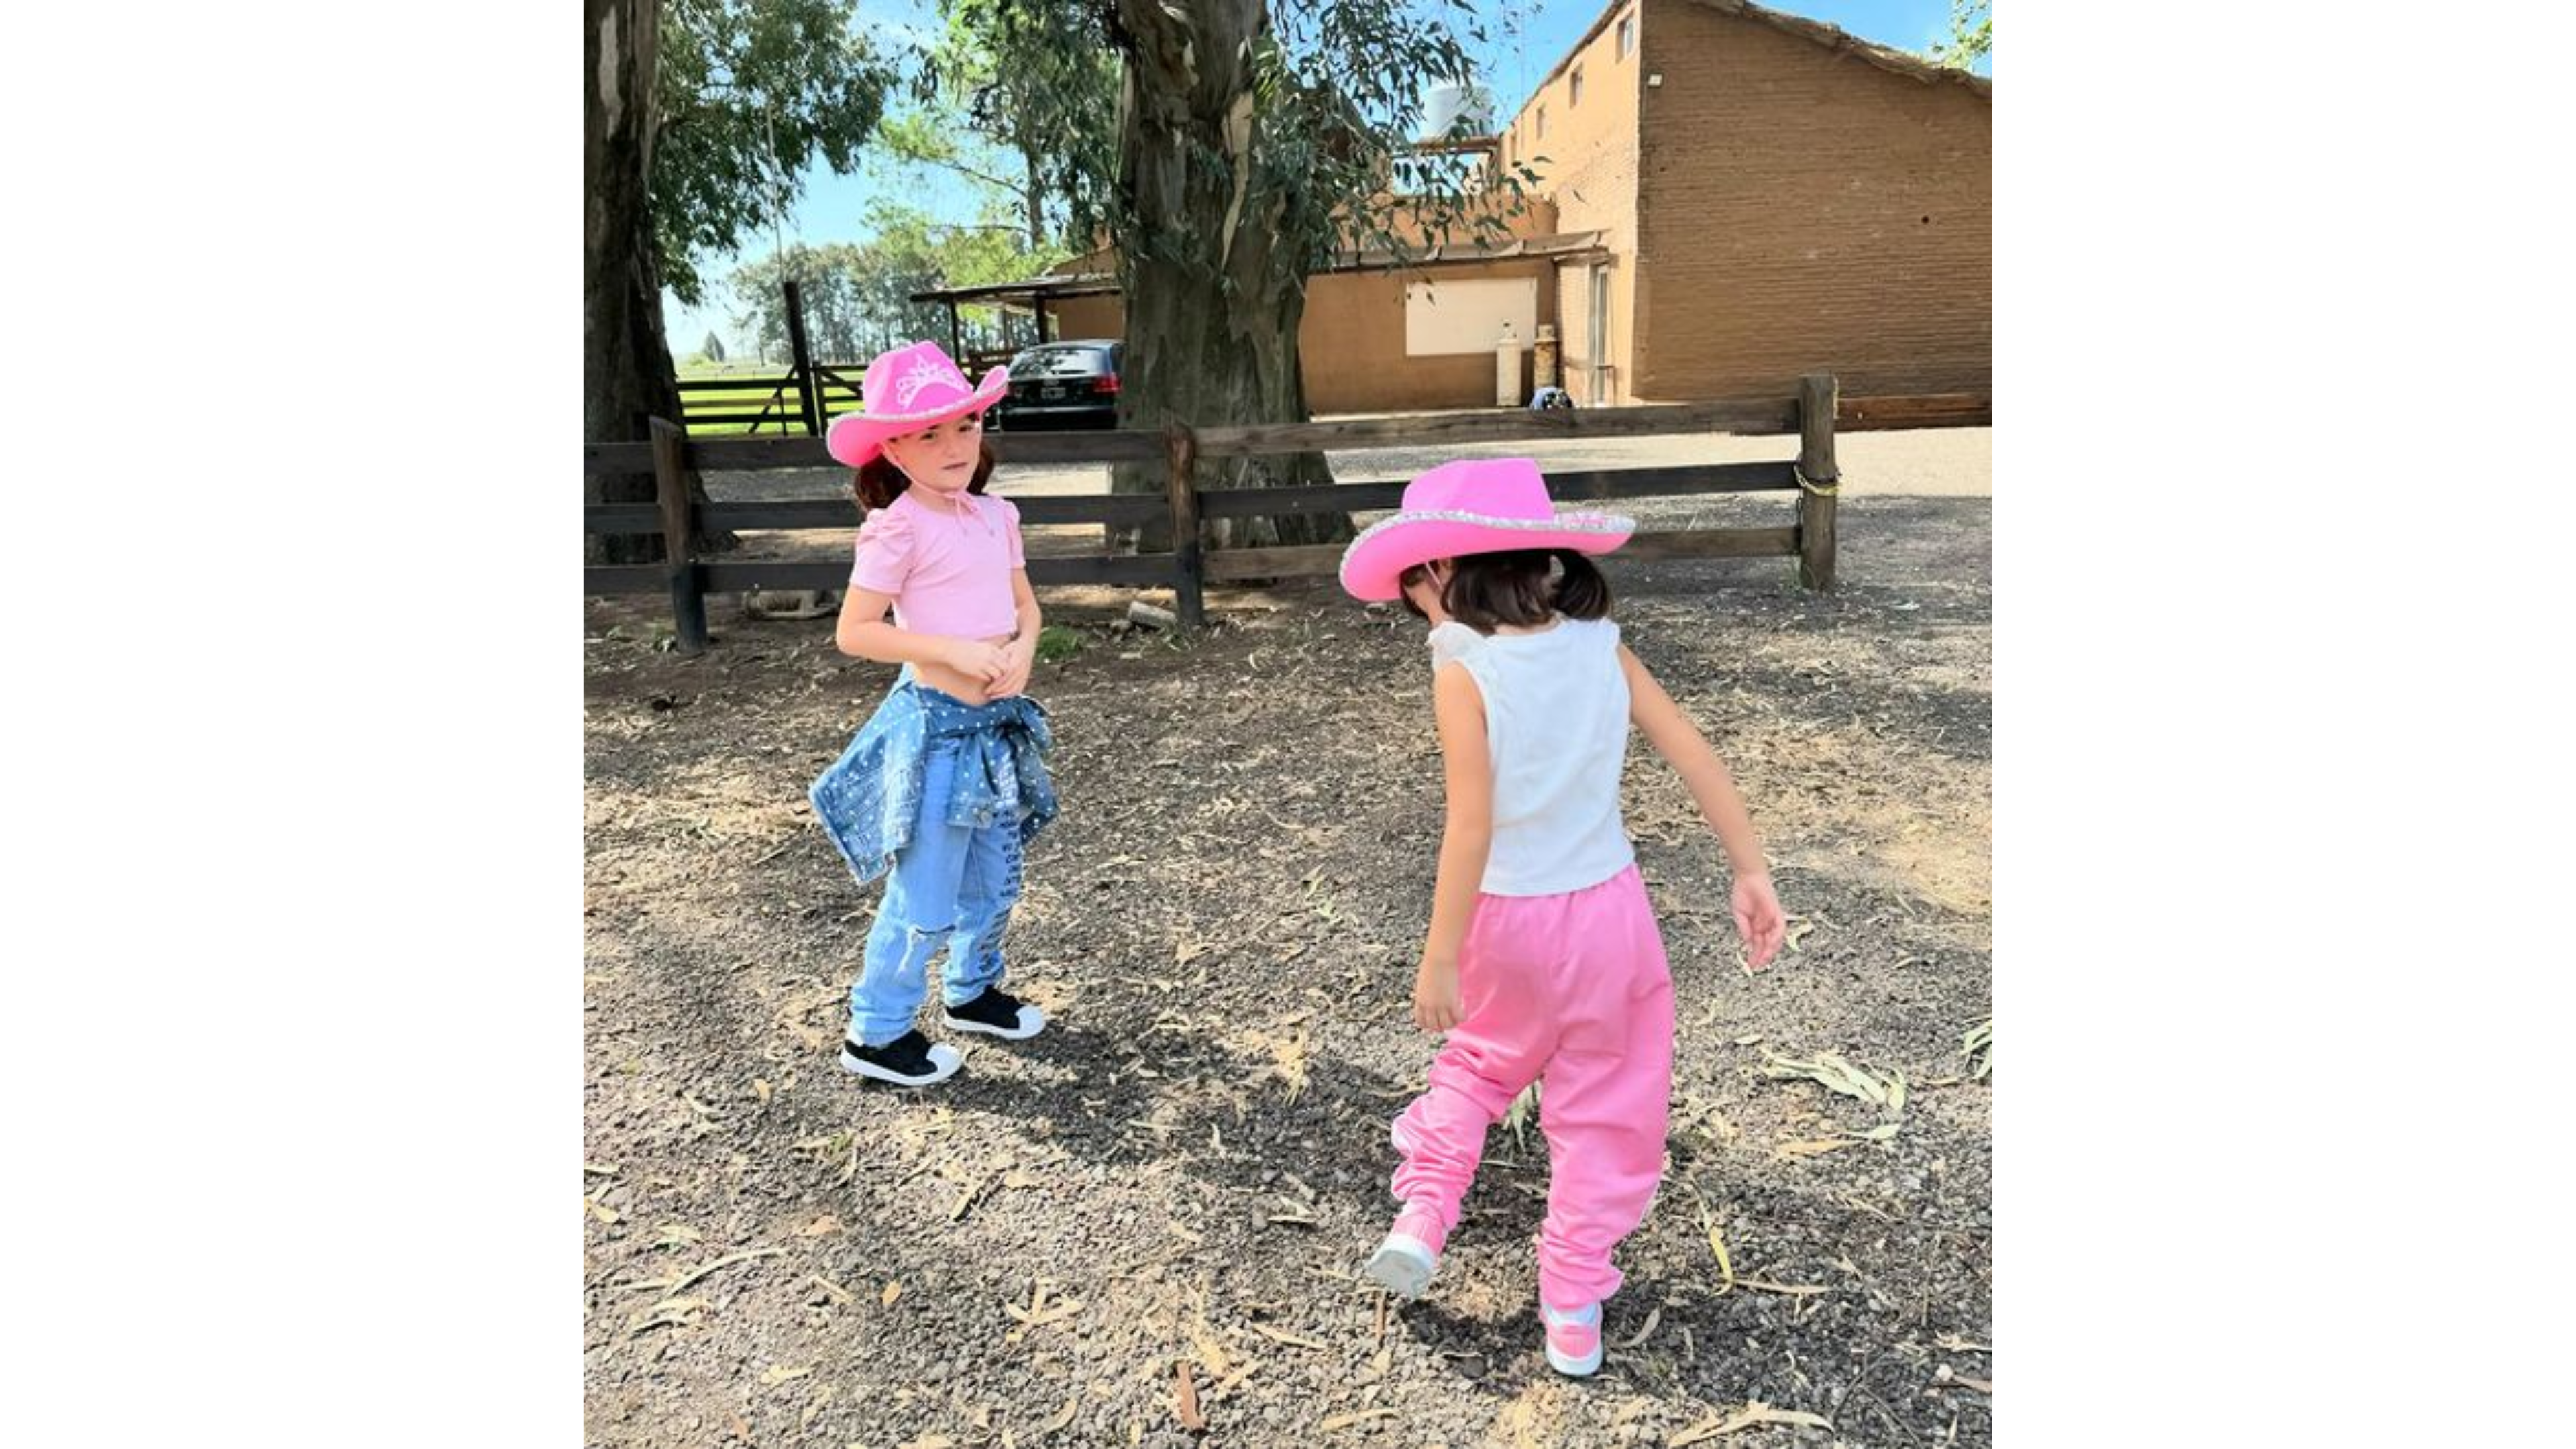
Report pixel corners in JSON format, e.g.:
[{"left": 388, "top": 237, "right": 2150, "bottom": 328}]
[{"left": 849, "top": 737, "right": 1027, "bottom": 1046}]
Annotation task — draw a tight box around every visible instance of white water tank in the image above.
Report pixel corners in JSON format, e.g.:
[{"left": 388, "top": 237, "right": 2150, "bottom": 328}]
[
  {"left": 1495, "top": 322, "right": 1526, "bottom": 407},
  {"left": 1419, "top": 80, "right": 1495, "bottom": 141}
]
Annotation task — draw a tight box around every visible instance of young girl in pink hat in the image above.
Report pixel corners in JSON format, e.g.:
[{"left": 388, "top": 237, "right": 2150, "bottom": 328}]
[
  {"left": 1338, "top": 457, "right": 1788, "bottom": 1377},
  {"left": 807, "top": 341, "right": 1057, "bottom": 1087}
]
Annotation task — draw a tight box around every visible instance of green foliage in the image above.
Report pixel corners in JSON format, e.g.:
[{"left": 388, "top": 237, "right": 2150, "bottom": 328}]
[
  {"left": 1929, "top": 0, "right": 1991, "bottom": 69},
  {"left": 725, "top": 210, "right": 1063, "bottom": 363},
  {"left": 1033, "top": 625, "right": 1084, "bottom": 663}
]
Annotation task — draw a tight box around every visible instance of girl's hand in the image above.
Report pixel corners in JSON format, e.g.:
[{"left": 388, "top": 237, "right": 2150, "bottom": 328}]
[
  {"left": 1413, "top": 957, "right": 1463, "bottom": 1033},
  {"left": 1733, "top": 870, "right": 1787, "bottom": 970},
  {"left": 943, "top": 638, "right": 1011, "bottom": 686},
  {"left": 989, "top": 635, "right": 1036, "bottom": 698}
]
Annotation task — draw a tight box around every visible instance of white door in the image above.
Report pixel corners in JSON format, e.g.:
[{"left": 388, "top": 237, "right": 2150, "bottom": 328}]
[{"left": 1587, "top": 263, "right": 1611, "bottom": 404}]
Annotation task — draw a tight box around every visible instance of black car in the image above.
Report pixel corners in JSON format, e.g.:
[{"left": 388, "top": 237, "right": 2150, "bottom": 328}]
[{"left": 993, "top": 341, "right": 1124, "bottom": 431}]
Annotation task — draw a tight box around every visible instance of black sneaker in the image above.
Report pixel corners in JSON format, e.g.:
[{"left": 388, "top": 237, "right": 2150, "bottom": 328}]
[
  {"left": 943, "top": 987, "right": 1047, "bottom": 1040},
  {"left": 839, "top": 1029, "right": 963, "bottom": 1087}
]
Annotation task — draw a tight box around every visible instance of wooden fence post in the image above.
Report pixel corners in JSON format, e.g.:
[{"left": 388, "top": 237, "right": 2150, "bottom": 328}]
[
  {"left": 651, "top": 416, "right": 708, "bottom": 653},
  {"left": 1164, "top": 423, "right": 1205, "bottom": 631},
  {"left": 782, "top": 278, "right": 820, "bottom": 437},
  {"left": 1796, "top": 373, "right": 1840, "bottom": 591}
]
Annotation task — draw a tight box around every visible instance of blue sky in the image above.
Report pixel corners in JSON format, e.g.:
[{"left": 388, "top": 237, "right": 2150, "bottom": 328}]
[{"left": 666, "top": 0, "right": 1982, "bottom": 356}]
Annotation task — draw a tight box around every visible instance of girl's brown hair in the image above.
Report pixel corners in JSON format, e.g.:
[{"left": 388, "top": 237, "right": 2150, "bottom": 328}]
[{"left": 1397, "top": 549, "right": 1613, "bottom": 631}]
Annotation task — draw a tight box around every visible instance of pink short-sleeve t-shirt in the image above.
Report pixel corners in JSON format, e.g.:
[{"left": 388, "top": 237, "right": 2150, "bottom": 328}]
[{"left": 849, "top": 488, "right": 1024, "bottom": 638}]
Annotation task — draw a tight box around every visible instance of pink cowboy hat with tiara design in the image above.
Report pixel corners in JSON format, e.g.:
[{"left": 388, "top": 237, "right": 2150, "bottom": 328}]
[
  {"left": 824, "top": 340, "right": 1010, "bottom": 468},
  {"left": 1338, "top": 457, "right": 1635, "bottom": 602}
]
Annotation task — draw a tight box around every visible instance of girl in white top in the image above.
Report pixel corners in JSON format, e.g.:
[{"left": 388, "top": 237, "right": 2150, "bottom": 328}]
[{"left": 1335, "top": 456, "right": 1787, "bottom": 1377}]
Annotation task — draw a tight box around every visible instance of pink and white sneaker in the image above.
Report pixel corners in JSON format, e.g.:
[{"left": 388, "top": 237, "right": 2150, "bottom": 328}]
[
  {"left": 1542, "top": 1300, "right": 1603, "bottom": 1377},
  {"left": 1362, "top": 1205, "right": 1448, "bottom": 1300}
]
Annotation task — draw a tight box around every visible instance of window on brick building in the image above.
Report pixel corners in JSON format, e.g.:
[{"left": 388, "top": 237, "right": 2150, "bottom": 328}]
[
  {"left": 1537, "top": 105, "right": 1548, "bottom": 138},
  {"left": 1617, "top": 12, "right": 1636, "bottom": 59},
  {"left": 1571, "top": 66, "right": 1585, "bottom": 107}
]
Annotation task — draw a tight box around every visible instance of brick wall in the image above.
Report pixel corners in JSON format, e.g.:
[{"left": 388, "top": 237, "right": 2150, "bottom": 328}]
[{"left": 1503, "top": 1, "right": 1644, "bottom": 401}]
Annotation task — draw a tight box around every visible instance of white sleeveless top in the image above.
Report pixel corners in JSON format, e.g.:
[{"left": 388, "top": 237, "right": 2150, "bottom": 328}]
[{"left": 1429, "top": 614, "right": 1635, "bottom": 896}]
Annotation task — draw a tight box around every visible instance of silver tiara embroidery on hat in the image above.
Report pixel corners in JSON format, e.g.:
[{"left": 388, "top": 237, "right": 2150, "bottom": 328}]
[{"left": 892, "top": 356, "right": 965, "bottom": 410}]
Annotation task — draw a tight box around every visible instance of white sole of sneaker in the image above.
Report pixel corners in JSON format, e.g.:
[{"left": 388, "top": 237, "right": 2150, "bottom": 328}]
[
  {"left": 945, "top": 1004, "right": 1046, "bottom": 1040},
  {"left": 1545, "top": 1340, "right": 1603, "bottom": 1376},
  {"left": 1363, "top": 1234, "right": 1438, "bottom": 1300},
  {"left": 839, "top": 1041, "right": 963, "bottom": 1086}
]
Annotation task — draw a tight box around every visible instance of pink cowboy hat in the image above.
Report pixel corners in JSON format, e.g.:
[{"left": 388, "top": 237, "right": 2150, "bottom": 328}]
[
  {"left": 1338, "top": 457, "right": 1635, "bottom": 602},
  {"left": 823, "top": 340, "right": 1010, "bottom": 468}
]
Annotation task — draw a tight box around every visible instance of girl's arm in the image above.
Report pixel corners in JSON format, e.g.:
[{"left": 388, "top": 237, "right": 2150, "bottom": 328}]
[
  {"left": 1415, "top": 661, "right": 1493, "bottom": 1032},
  {"left": 835, "top": 586, "right": 1008, "bottom": 682},
  {"left": 1619, "top": 643, "right": 1788, "bottom": 967},
  {"left": 990, "top": 568, "right": 1044, "bottom": 698}
]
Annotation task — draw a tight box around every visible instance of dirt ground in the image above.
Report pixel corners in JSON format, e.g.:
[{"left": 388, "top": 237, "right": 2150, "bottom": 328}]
[{"left": 582, "top": 433, "right": 1991, "bottom": 1448}]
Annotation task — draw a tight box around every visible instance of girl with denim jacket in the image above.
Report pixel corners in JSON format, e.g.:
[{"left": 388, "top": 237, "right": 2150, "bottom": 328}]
[{"left": 808, "top": 341, "right": 1057, "bottom": 1087}]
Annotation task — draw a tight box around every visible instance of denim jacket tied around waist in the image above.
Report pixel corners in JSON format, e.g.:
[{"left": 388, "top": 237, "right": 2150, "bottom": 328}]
[{"left": 808, "top": 678, "right": 1058, "bottom": 887}]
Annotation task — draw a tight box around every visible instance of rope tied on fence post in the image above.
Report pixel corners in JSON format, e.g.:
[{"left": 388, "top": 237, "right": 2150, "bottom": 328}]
[{"left": 1793, "top": 462, "right": 1841, "bottom": 498}]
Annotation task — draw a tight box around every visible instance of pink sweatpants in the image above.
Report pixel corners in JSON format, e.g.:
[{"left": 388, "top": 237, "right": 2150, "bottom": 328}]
[{"left": 1391, "top": 864, "right": 1676, "bottom": 1310}]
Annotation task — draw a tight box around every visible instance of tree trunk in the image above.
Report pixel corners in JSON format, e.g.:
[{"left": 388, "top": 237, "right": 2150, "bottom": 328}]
[
  {"left": 1020, "top": 134, "right": 1047, "bottom": 252},
  {"left": 584, "top": 0, "right": 729, "bottom": 564},
  {"left": 1108, "top": 0, "right": 1350, "bottom": 555}
]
